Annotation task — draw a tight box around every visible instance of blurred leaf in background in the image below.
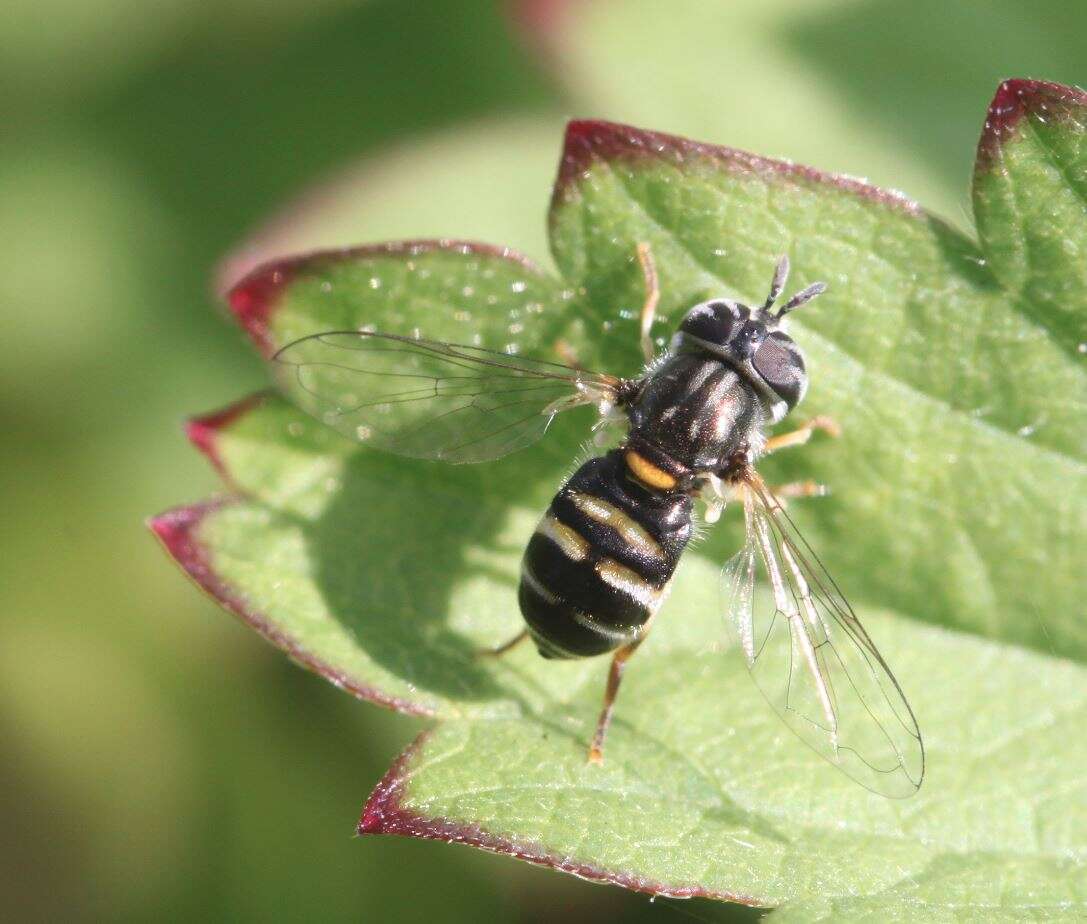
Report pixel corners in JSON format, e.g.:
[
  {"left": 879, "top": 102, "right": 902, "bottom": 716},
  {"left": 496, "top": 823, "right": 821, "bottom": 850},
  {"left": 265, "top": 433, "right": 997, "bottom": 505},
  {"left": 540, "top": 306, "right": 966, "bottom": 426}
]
[{"left": 3, "top": 0, "right": 1086, "bottom": 920}]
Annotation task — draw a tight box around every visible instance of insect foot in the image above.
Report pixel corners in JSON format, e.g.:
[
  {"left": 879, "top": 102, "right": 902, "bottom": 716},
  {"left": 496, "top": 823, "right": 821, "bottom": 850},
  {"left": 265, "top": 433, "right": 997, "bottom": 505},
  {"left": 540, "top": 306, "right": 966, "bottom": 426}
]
[{"left": 763, "top": 415, "right": 841, "bottom": 455}]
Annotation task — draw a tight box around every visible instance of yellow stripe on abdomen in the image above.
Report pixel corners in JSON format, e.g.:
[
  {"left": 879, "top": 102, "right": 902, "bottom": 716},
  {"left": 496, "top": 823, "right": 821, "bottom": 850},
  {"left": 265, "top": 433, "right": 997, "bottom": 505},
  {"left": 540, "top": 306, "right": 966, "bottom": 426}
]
[
  {"left": 624, "top": 449, "right": 677, "bottom": 491},
  {"left": 535, "top": 514, "right": 590, "bottom": 561},
  {"left": 595, "top": 558, "right": 665, "bottom": 610},
  {"left": 569, "top": 491, "right": 663, "bottom": 559}
]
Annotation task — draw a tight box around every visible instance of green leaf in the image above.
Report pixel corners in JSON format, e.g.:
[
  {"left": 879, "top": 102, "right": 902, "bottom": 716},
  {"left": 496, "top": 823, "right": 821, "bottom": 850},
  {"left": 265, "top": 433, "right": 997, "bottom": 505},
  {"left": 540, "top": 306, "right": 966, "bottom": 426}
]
[
  {"left": 362, "top": 626, "right": 1087, "bottom": 908},
  {"left": 152, "top": 80, "right": 1087, "bottom": 912},
  {"left": 973, "top": 78, "right": 1087, "bottom": 356},
  {"left": 156, "top": 392, "right": 581, "bottom": 717},
  {"left": 226, "top": 238, "right": 572, "bottom": 360},
  {"left": 550, "top": 118, "right": 1087, "bottom": 660},
  {"left": 156, "top": 393, "right": 1087, "bottom": 910},
  {"left": 766, "top": 853, "right": 1087, "bottom": 922}
]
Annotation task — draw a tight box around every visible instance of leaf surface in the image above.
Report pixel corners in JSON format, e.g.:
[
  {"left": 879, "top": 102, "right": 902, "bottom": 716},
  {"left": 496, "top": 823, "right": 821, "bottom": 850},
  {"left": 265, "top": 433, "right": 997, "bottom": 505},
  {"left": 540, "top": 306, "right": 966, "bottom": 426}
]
[
  {"left": 154, "top": 392, "right": 1087, "bottom": 911},
  {"left": 152, "top": 82, "right": 1087, "bottom": 913},
  {"left": 973, "top": 78, "right": 1087, "bottom": 356},
  {"left": 549, "top": 118, "right": 1087, "bottom": 660},
  {"left": 362, "top": 626, "right": 1087, "bottom": 907}
]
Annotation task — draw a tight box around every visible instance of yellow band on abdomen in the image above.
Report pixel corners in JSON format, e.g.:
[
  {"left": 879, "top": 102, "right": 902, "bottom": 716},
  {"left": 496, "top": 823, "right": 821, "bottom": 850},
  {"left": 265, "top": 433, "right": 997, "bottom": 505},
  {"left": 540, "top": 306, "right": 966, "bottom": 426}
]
[{"left": 624, "top": 450, "right": 677, "bottom": 491}]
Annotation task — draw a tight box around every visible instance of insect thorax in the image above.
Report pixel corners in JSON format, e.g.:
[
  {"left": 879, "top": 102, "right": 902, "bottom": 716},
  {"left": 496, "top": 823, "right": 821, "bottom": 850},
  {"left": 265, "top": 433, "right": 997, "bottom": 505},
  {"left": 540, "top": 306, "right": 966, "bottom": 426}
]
[{"left": 626, "top": 352, "right": 766, "bottom": 474}]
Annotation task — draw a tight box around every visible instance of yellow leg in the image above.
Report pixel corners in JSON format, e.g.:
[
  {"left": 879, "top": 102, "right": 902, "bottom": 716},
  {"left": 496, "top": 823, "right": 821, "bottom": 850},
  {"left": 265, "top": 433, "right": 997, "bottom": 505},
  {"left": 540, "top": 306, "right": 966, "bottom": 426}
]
[
  {"left": 763, "top": 415, "right": 841, "bottom": 455},
  {"left": 707, "top": 477, "right": 826, "bottom": 517},
  {"left": 764, "top": 479, "right": 828, "bottom": 508},
  {"left": 588, "top": 639, "right": 643, "bottom": 764},
  {"left": 476, "top": 629, "right": 528, "bottom": 659},
  {"left": 772, "top": 479, "right": 827, "bottom": 498},
  {"left": 636, "top": 242, "right": 660, "bottom": 363}
]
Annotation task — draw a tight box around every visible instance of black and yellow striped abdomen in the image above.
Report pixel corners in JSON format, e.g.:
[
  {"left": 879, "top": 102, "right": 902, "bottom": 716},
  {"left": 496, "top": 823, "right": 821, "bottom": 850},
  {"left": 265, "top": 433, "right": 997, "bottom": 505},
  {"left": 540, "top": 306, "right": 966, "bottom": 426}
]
[{"left": 518, "top": 449, "right": 693, "bottom": 659}]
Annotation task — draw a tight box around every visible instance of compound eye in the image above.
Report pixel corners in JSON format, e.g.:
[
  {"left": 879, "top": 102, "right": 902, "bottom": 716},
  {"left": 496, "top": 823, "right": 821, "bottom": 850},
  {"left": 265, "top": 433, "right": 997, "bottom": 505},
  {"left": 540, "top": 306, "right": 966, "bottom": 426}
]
[
  {"left": 753, "top": 331, "right": 807, "bottom": 409},
  {"left": 680, "top": 301, "right": 739, "bottom": 345}
]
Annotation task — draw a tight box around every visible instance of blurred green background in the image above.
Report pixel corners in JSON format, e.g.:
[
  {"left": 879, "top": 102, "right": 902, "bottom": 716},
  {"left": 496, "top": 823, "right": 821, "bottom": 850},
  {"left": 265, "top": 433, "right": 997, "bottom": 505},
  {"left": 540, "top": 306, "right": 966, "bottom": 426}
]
[{"left": 2, "top": 0, "right": 1083, "bottom": 920}]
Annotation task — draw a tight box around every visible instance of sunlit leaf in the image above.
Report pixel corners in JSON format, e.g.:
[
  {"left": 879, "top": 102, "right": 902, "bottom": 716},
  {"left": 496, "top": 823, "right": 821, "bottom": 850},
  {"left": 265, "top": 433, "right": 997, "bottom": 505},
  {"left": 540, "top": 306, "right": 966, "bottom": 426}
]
[{"left": 152, "top": 79, "right": 1087, "bottom": 915}]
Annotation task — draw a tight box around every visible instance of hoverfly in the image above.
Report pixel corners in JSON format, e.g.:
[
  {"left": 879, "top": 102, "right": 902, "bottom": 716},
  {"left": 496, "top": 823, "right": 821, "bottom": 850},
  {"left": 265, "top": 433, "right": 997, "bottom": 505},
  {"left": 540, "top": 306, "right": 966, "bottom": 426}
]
[{"left": 273, "top": 244, "right": 924, "bottom": 798}]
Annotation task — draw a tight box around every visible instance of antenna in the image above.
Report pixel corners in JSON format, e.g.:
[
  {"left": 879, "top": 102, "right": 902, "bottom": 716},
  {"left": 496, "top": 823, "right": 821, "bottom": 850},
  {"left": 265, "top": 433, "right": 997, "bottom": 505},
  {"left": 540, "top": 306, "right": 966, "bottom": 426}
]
[
  {"left": 775, "top": 281, "right": 828, "bottom": 319},
  {"left": 763, "top": 255, "right": 790, "bottom": 312}
]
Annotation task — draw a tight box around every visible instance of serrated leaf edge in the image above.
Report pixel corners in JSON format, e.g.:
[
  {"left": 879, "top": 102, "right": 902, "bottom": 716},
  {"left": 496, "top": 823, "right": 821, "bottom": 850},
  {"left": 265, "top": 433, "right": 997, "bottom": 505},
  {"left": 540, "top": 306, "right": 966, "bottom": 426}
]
[
  {"left": 185, "top": 392, "right": 273, "bottom": 486},
  {"left": 975, "top": 77, "right": 1087, "bottom": 172},
  {"left": 550, "top": 119, "right": 924, "bottom": 224},
  {"left": 358, "top": 729, "right": 766, "bottom": 906},
  {"left": 227, "top": 238, "right": 551, "bottom": 356},
  {"left": 149, "top": 501, "right": 437, "bottom": 718}
]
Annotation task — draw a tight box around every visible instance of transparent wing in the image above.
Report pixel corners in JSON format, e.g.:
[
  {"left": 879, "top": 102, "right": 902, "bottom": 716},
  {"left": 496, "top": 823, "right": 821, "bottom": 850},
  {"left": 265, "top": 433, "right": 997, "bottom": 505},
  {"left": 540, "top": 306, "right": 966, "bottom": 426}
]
[
  {"left": 722, "top": 469, "right": 924, "bottom": 797},
  {"left": 272, "top": 331, "right": 621, "bottom": 463}
]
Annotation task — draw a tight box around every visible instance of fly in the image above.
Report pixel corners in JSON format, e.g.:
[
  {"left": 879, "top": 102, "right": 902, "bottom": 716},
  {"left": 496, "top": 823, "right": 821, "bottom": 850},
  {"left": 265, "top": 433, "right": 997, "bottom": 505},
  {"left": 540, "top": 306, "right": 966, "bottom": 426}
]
[{"left": 272, "top": 245, "right": 925, "bottom": 798}]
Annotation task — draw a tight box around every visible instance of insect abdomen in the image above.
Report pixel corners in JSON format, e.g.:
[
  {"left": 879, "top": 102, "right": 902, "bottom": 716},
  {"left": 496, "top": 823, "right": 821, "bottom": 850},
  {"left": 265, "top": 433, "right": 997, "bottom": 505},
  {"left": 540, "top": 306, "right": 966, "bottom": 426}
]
[{"left": 518, "top": 450, "right": 692, "bottom": 659}]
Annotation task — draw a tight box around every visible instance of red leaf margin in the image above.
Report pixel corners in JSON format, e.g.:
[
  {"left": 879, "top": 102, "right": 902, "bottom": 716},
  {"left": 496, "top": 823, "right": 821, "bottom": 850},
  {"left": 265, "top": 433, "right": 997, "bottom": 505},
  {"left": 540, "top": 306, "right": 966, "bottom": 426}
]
[
  {"left": 150, "top": 502, "right": 435, "bottom": 718},
  {"left": 975, "top": 77, "right": 1087, "bottom": 171},
  {"left": 225, "top": 238, "right": 548, "bottom": 357},
  {"left": 150, "top": 395, "right": 438, "bottom": 719},
  {"left": 550, "top": 119, "right": 925, "bottom": 225},
  {"left": 358, "top": 730, "right": 766, "bottom": 906},
  {"left": 184, "top": 392, "right": 272, "bottom": 485}
]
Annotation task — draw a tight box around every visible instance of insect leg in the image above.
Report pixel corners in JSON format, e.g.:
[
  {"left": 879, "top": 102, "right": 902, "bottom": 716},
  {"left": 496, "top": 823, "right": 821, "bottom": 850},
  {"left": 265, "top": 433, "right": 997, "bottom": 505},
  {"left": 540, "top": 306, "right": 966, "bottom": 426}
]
[
  {"left": 772, "top": 479, "right": 827, "bottom": 498},
  {"left": 703, "top": 473, "right": 825, "bottom": 518},
  {"left": 475, "top": 629, "right": 529, "bottom": 659},
  {"left": 763, "top": 415, "right": 841, "bottom": 455},
  {"left": 761, "top": 479, "right": 828, "bottom": 508},
  {"left": 588, "top": 639, "right": 644, "bottom": 764},
  {"left": 636, "top": 242, "right": 660, "bottom": 364}
]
